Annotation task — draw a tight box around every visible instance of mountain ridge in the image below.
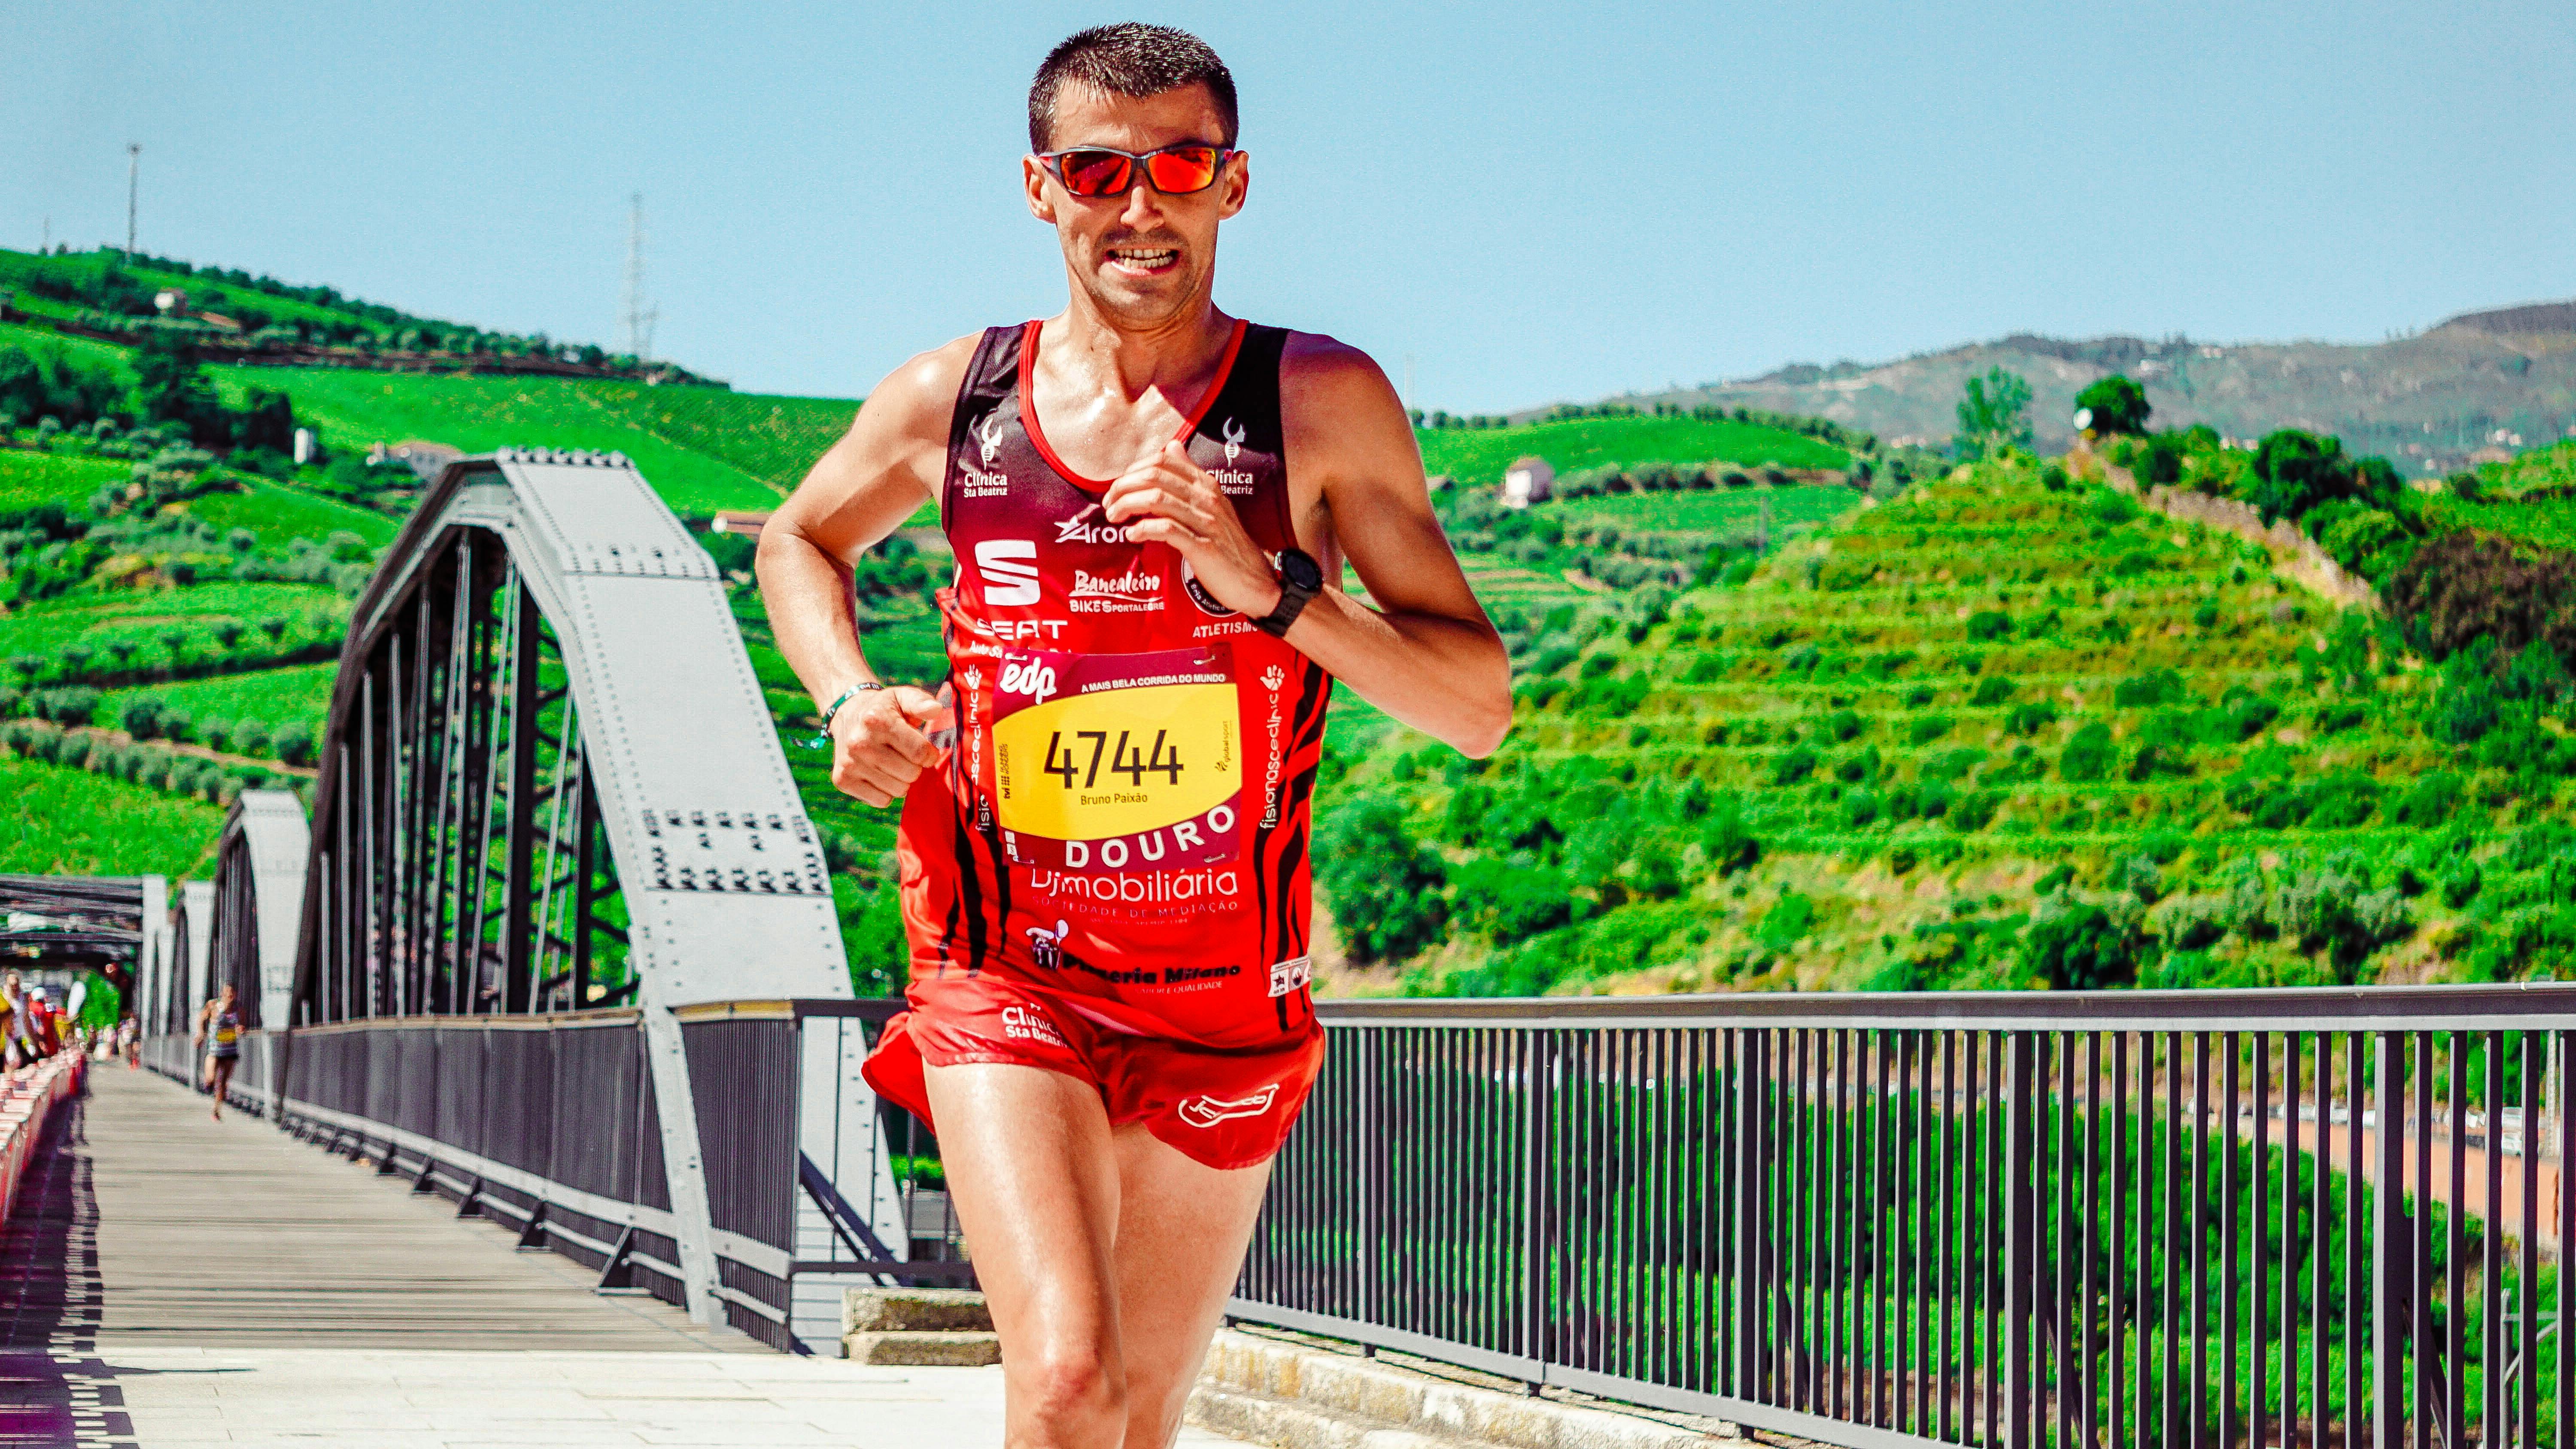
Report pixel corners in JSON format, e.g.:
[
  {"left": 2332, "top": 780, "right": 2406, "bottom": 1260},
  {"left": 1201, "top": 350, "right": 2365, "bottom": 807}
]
[{"left": 1568, "top": 297, "right": 2576, "bottom": 475}]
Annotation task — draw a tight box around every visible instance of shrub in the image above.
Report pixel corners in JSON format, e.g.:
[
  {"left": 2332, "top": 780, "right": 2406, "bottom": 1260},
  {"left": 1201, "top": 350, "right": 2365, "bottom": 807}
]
[
  {"left": 2114, "top": 668, "right": 2187, "bottom": 709},
  {"left": 2060, "top": 722, "right": 2117, "bottom": 782},
  {"left": 1700, "top": 800, "right": 1760, "bottom": 875},
  {"left": 1449, "top": 858, "right": 1574, "bottom": 942},
  {"left": 2005, "top": 700, "right": 2060, "bottom": 736},
  {"left": 1964, "top": 610, "right": 2014, "bottom": 642},
  {"left": 2022, "top": 894, "right": 2141, "bottom": 990},
  {"left": 2390, "top": 770, "right": 2463, "bottom": 828},
  {"left": 1950, "top": 789, "right": 2003, "bottom": 832},
  {"left": 1971, "top": 675, "right": 2014, "bottom": 707},
  {"left": 1908, "top": 714, "right": 1953, "bottom": 746},
  {"left": 120, "top": 694, "right": 168, "bottom": 740},
  {"left": 273, "top": 720, "right": 316, "bottom": 768},
  {"left": 31, "top": 686, "right": 100, "bottom": 726},
  {"left": 2152, "top": 894, "right": 2230, "bottom": 950},
  {"left": 1756, "top": 892, "right": 1816, "bottom": 953},
  {"left": 1317, "top": 796, "right": 1449, "bottom": 963},
  {"left": 1771, "top": 746, "right": 1819, "bottom": 785}
]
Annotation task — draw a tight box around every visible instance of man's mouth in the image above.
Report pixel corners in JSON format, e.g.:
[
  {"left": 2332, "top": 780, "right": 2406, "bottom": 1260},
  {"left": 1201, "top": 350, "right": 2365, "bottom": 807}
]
[{"left": 1105, "top": 246, "right": 1179, "bottom": 276}]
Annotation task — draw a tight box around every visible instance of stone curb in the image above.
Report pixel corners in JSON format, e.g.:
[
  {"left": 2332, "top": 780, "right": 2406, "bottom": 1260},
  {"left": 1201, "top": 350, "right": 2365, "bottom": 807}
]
[
  {"left": 1190, "top": 1331, "right": 1723, "bottom": 1449},
  {"left": 844, "top": 1329, "right": 1002, "bottom": 1366}
]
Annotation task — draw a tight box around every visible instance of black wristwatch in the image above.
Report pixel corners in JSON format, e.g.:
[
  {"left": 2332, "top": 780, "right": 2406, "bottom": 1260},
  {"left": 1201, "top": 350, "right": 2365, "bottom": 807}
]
[{"left": 1252, "top": 549, "right": 1323, "bottom": 639}]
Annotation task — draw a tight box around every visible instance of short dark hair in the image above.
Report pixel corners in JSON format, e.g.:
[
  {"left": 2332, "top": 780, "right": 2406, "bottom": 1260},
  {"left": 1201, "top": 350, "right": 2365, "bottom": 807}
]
[{"left": 1028, "top": 23, "right": 1238, "bottom": 153}]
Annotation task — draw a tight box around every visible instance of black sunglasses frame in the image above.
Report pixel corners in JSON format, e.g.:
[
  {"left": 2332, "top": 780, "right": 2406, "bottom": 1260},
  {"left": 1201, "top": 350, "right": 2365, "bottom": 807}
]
[{"left": 1036, "top": 143, "right": 1239, "bottom": 197}]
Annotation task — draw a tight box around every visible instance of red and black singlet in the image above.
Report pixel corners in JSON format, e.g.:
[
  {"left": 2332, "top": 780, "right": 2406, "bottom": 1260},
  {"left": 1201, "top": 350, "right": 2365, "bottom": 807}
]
[{"left": 892, "top": 319, "right": 1332, "bottom": 1049}]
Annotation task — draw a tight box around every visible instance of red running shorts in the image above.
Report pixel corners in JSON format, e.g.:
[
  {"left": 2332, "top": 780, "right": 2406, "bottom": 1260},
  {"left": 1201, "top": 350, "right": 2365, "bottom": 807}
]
[{"left": 862, "top": 972, "right": 1326, "bottom": 1173}]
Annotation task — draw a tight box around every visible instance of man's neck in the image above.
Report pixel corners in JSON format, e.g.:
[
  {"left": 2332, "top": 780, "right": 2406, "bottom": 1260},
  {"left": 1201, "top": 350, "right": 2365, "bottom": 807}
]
[{"left": 1044, "top": 288, "right": 1236, "bottom": 403}]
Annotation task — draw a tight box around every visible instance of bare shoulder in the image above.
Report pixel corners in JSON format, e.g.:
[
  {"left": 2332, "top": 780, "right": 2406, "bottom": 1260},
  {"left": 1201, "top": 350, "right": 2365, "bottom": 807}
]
[
  {"left": 853, "top": 333, "right": 983, "bottom": 443},
  {"left": 1278, "top": 329, "right": 1397, "bottom": 408},
  {"left": 1277, "top": 330, "right": 1413, "bottom": 474}
]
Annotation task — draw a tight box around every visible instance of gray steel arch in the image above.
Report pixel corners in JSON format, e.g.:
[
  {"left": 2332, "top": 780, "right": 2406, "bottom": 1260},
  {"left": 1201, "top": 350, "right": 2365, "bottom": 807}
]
[
  {"left": 213, "top": 791, "right": 309, "bottom": 1032},
  {"left": 273, "top": 449, "right": 869, "bottom": 1329},
  {"left": 137, "top": 874, "right": 168, "bottom": 1031},
  {"left": 177, "top": 881, "right": 213, "bottom": 1030}
]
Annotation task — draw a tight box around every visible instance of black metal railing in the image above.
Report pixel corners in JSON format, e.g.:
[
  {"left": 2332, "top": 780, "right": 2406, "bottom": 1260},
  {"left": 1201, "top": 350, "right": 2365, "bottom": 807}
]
[
  {"left": 140, "top": 998, "right": 968, "bottom": 1352},
  {"left": 1237, "top": 986, "right": 2576, "bottom": 1449}
]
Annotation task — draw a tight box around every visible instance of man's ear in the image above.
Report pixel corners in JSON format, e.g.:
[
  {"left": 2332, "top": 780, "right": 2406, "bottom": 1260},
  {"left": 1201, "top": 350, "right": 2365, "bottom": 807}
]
[
  {"left": 1217, "top": 152, "right": 1248, "bottom": 221},
  {"left": 1023, "top": 156, "right": 1058, "bottom": 224}
]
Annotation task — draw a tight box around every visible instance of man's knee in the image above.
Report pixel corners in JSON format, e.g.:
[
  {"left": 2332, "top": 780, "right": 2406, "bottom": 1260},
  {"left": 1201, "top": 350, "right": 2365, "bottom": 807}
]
[{"left": 1017, "top": 1346, "right": 1125, "bottom": 1424}]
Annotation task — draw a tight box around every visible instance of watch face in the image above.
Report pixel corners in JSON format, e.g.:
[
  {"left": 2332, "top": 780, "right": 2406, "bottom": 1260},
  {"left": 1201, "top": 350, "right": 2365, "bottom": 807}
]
[{"left": 1279, "top": 549, "right": 1324, "bottom": 591}]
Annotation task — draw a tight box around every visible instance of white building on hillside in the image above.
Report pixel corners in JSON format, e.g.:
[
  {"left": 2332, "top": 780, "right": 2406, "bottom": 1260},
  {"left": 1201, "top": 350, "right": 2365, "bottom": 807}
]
[{"left": 1501, "top": 456, "right": 1554, "bottom": 508}]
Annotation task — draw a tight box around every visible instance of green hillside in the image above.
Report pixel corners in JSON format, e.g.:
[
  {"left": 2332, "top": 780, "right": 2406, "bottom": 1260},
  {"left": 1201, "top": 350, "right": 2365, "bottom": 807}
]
[
  {"left": 0, "top": 755, "right": 223, "bottom": 877},
  {"left": 1419, "top": 414, "right": 1850, "bottom": 486},
  {"left": 0, "top": 452, "right": 124, "bottom": 513},
  {"left": 204, "top": 368, "right": 851, "bottom": 513},
  {"left": 1322, "top": 451, "right": 2574, "bottom": 995}
]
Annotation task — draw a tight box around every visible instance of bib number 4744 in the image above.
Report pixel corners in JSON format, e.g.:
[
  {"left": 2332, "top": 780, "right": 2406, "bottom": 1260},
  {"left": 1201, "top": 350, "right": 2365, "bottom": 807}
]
[{"left": 1044, "top": 729, "right": 1185, "bottom": 788}]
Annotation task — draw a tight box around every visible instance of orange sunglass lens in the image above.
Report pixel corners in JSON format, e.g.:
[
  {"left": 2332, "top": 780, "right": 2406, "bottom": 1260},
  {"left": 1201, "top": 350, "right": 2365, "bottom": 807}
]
[
  {"left": 1143, "top": 148, "right": 1222, "bottom": 193},
  {"left": 1058, "top": 151, "right": 1133, "bottom": 197}
]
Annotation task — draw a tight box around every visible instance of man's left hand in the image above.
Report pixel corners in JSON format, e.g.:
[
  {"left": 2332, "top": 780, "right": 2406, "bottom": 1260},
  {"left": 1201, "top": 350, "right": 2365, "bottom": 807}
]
[{"left": 1102, "top": 440, "right": 1282, "bottom": 617}]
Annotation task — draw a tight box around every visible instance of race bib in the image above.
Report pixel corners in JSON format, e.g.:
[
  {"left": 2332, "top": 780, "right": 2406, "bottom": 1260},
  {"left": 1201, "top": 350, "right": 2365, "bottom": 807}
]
[{"left": 986, "top": 643, "right": 1242, "bottom": 873}]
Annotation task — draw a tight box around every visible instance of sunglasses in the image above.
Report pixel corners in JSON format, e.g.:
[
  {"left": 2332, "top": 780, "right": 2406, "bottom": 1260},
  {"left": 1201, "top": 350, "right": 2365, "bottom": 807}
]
[{"left": 1038, "top": 143, "right": 1235, "bottom": 199}]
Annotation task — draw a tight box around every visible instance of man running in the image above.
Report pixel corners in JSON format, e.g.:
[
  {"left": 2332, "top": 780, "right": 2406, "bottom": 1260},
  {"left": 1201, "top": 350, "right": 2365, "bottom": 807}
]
[
  {"left": 195, "top": 985, "right": 242, "bottom": 1120},
  {"left": 759, "top": 23, "right": 1508, "bottom": 1448}
]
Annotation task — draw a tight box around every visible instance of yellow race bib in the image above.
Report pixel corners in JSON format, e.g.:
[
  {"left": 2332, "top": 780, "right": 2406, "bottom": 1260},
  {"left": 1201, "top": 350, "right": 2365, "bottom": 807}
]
[{"left": 977, "top": 644, "right": 1243, "bottom": 873}]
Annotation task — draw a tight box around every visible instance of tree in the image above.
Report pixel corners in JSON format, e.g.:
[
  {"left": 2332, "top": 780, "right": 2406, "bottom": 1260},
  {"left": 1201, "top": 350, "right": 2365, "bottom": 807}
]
[
  {"left": 213, "top": 621, "right": 245, "bottom": 652},
  {"left": 1316, "top": 795, "right": 1449, "bottom": 963},
  {"left": 2074, "top": 375, "right": 2151, "bottom": 436},
  {"left": 130, "top": 337, "right": 231, "bottom": 449},
  {"left": 1955, "top": 368, "right": 2034, "bottom": 458}
]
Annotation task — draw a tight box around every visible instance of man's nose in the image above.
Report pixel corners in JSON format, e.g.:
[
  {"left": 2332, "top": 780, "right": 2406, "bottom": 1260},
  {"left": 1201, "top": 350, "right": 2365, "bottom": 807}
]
[{"left": 1118, "top": 181, "right": 1166, "bottom": 230}]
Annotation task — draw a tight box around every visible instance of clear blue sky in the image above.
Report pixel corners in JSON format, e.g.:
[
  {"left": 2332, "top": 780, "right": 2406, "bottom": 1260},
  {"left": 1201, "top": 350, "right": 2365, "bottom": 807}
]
[{"left": 6, "top": 1, "right": 2570, "bottom": 411}]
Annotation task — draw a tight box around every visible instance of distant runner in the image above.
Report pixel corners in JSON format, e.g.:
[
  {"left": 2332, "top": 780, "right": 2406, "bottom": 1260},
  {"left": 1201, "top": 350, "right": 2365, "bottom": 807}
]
[
  {"left": 196, "top": 985, "right": 243, "bottom": 1121},
  {"left": 759, "top": 23, "right": 1509, "bottom": 1447}
]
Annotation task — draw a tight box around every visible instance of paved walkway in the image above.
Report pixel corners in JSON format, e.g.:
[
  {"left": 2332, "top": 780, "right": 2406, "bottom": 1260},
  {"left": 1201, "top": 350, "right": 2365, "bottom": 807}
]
[{"left": 0, "top": 1067, "right": 1253, "bottom": 1447}]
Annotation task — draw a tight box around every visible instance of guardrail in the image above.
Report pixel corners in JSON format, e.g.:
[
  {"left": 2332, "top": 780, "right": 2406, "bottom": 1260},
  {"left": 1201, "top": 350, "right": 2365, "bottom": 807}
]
[
  {"left": 144, "top": 999, "right": 965, "bottom": 1353},
  {"left": 1234, "top": 985, "right": 2576, "bottom": 1449},
  {"left": 0, "top": 1053, "right": 84, "bottom": 1225}
]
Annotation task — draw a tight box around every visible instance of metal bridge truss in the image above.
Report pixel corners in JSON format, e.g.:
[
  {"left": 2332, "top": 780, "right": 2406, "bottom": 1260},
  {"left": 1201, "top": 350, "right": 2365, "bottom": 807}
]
[{"left": 135, "top": 450, "right": 922, "bottom": 1353}]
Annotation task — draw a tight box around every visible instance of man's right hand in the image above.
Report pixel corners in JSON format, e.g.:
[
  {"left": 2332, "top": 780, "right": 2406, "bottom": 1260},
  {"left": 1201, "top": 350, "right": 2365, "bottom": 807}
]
[{"left": 829, "top": 686, "right": 946, "bottom": 807}]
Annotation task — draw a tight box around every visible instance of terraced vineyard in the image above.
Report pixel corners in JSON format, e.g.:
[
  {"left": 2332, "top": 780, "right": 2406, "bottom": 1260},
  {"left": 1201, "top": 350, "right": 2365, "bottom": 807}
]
[
  {"left": 1326, "top": 453, "right": 2572, "bottom": 996},
  {"left": 2424, "top": 494, "right": 2576, "bottom": 549},
  {"left": 0, "top": 451, "right": 124, "bottom": 513},
  {"left": 0, "top": 754, "right": 223, "bottom": 877},
  {"left": 204, "top": 367, "right": 851, "bottom": 513},
  {"left": 1418, "top": 414, "right": 1848, "bottom": 486}
]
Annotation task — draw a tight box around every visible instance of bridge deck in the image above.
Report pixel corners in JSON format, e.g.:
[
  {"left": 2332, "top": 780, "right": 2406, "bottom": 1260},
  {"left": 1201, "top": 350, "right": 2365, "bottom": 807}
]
[
  {"left": 2, "top": 1065, "right": 746, "bottom": 1352},
  {"left": 0, "top": 1067, "right": 1257, "bottom": 1447}
]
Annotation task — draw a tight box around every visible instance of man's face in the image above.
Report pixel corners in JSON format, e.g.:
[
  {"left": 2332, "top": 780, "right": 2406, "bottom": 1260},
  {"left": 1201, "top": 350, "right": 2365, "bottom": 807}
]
[{"left": 1024, "top": 82, "right": 1246, "bottom": 328}]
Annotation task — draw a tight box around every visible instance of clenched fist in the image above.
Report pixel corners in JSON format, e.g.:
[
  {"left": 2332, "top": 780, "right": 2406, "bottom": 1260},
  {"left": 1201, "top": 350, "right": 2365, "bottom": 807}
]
[
  {"left": 1103, "top": 439, "right": 1284, "bottom": 617},
  {"left": 828, "top": 685, "right": 945, "bottom": 808}
]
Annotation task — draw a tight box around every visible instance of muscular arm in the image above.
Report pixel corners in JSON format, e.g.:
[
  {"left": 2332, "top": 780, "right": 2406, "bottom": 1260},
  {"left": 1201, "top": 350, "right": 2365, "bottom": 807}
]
[
  {"left": 1276, "top": 337, "right": 1512, "bottom": 756},
  {"left": 1105, "top": 336, "right": 1511, "bottom": 757},
  {"left": 755, "top": 339, "right": 973, "bottom": 805}
]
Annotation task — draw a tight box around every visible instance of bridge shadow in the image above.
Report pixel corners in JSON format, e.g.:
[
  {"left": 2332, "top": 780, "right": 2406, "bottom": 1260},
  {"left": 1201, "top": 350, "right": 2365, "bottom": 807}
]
[{"left": 0, "top": 1086, "right": 241, "bottom": 1447}]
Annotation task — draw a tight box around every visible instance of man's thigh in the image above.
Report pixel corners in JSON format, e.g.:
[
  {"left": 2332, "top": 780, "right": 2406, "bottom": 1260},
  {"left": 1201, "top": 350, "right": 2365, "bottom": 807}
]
[
  {"left": 1110, "top": 1124, "right": 1274, "bottom": 1445},
  {"left": 922, "top": 1062, "right": 1124, "bottom": 1358}
]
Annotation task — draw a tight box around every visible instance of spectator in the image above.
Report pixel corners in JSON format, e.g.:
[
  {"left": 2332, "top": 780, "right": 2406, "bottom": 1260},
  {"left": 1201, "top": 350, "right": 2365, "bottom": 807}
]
[{"left": 0, "top": 973, "right": 18, "bottom": 1072}]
